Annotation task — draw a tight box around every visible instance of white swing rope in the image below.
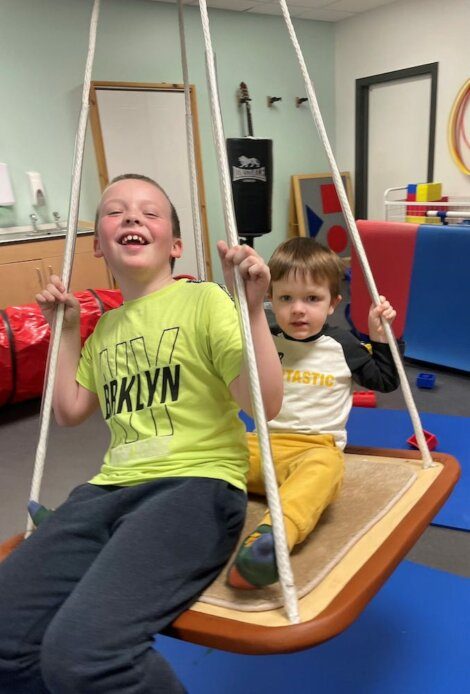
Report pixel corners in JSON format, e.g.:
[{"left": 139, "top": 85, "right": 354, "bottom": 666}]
[
  {"left": 197, "top": 0, "right": 300, "bottom": 624},
  {"left": 278, "top": 0, "right": 434, "bottom": 469},
  {"left": 25, "top": 0, "right": 101, "bottom": 536},
  {"left": 177, "top": 0, "right": 207, "bottom": 280}
]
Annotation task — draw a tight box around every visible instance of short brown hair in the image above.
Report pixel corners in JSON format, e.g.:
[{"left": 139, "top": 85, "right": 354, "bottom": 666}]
[
  {"left": 94, "top": 173, "right": 181, "bottom": 270},
  {"left": 268, "top": 237, "right": 343, "bottom": 298}
]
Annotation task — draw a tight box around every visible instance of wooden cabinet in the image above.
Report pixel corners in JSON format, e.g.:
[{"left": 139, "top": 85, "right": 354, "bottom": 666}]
[
  {"left": 40, "top": 254, "right": 62, "bottom": 283},
  {"left": 0, "top": 258, "right": 44, "bottom": 306},
  {"left": 69, "top": 249, "right": 112, "bottom": 293},
  {"left": 0, "top": 234, "right": 114, "bottom": 308}
]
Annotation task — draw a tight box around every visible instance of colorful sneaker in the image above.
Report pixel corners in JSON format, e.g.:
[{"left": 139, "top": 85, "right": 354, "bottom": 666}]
[
  {"left": 28, "top": 500, "right": 53, "bottom": 527},
  {"left": 227, "top": 524, "right": 278, "bottom": 589}
]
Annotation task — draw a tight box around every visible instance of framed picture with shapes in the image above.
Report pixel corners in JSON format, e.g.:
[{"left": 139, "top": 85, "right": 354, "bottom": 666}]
[{"left": 289, "top": 172, "right": 353, "bottom": 259}]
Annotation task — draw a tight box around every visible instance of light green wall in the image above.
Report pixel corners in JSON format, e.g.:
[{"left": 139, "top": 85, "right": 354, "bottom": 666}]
[{"left": 0, "top": 0, "right": 335, "bottom": 277}]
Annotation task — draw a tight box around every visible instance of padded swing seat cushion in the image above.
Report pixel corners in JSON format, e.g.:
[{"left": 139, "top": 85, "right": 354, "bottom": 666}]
[{"left": 200, "top": 453, "right": 418, "bottom": 613}]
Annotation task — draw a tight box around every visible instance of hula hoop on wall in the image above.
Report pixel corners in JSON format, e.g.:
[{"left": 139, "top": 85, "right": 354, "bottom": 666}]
[{"left": 448, "top": 78, "right": 470, "bottom": 175}]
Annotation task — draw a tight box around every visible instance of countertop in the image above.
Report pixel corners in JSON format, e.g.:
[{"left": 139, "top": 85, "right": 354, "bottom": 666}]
[{"left": 0, "top": 227, "right": 94, "bottom": 246}]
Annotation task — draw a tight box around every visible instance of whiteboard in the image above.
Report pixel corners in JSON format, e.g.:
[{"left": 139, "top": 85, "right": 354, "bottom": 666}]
[{"left": 92, "top": 85, "right": 209, "bottom": 278}]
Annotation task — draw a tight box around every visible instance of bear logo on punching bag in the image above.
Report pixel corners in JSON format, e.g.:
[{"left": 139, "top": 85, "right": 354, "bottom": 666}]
[
  {"left": 238, "top": 156, "right": 261, "bottom": 168},
  {"left": 232, "top": 154, "right": 267, "bottom": 183}
]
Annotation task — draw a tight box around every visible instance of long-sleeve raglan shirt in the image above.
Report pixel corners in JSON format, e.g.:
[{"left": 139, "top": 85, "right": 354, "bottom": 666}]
[{"left": 268, "top": 324, "right": 400, "bottom": 450}]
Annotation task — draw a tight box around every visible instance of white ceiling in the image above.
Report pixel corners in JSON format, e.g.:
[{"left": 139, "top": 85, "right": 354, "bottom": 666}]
[{"left": 157, "top": 0, "right": 399, "bottom": 22}]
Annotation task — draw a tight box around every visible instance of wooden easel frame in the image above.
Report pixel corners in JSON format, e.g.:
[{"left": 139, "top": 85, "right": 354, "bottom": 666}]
[{"left": 289, "top": 172, "right": 353, "bottom": 239}]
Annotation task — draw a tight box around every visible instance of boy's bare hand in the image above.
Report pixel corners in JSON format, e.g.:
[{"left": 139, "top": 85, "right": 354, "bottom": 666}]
[
  {"left": 368, "top": 295, "right": 396, "bottom": 342},
  {"left": 217, "top": 241, "right": 269, "bottom": 311},
  {"left": 36, "top": 275, "right": 80, "bottom": 329}
]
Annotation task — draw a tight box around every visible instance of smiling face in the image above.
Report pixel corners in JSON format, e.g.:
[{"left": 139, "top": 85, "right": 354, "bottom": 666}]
[
  {"left": 271, "top": 272, "right": 342, "bottom": 340},
  {"left": 94, "top": 178, "right": 182, "bottom": 287}
]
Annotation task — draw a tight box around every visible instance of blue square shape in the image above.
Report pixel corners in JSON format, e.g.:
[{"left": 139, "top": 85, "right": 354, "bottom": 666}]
[{"left": 416, "top": 373, "right": 436, "bottom": 389}]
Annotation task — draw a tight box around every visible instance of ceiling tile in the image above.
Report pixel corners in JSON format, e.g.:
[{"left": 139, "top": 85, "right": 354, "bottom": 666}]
[
  {"left": 205, "top": 0, "right": 257, "bottom": 10},
  {"left": 278, "top": 0, "right": 342, "bottom": 7},
  {"left": 295, "top": 6, "right": 355, "bottom": 20},
  {"left": 153, "top": 0, "right": 400, "bottom": 20},
  {"left": 171, "top": 0, "right": 256, "bottom": 8},
  {"left": 328, "top": 0, "right": 397, "bottom": 12},
  {"left": 246, "top": 2, "right": 310, "bottom": 17}
]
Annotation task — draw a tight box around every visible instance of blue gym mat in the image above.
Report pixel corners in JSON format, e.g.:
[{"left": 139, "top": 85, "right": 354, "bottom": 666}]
[
  {"left": 404, "top": 224, "right": 470, "bottom": 372},
  {"left": 155, "top": 561, "right": 469, "bottom": 694},
  {"left": 347, "top": 408, "right": 469, "bottom": 531}
]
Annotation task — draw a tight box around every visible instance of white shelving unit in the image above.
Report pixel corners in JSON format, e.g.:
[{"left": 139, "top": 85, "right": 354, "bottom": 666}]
[{"left": 384, "top": 186, "right": 470, "bottom": 223}]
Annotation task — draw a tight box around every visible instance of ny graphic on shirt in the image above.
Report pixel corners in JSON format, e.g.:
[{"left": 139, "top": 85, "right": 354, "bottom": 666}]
[{"left": 98, "top": 327, "right": 181, "bottom": 447}]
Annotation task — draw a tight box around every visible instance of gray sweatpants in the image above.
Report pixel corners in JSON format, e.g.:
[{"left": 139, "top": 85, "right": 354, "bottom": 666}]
[{"left": 0, "top": 477, "right": 246, "bottom": 693}]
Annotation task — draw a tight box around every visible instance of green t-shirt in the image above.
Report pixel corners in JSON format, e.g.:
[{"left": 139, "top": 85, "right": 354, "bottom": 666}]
[{"left": 76, "top": 280, "right": 249, "bottom": 490}]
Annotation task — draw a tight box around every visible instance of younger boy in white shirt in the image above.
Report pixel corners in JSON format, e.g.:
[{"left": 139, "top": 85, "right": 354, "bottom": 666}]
[{"left": 229, "top": 237, "right": 398, "bottom": 589}]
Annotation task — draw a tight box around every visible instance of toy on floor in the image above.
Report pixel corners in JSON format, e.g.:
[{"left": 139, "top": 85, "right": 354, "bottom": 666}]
[
  {"left": 352, "top": 391, "right": 377, "bottom": 408},
  {"left": 407, "top": 430, "right": 438, "bottom": 451},
  {"left": 416, "top": 373, "right": 436, "bottom": 389}
]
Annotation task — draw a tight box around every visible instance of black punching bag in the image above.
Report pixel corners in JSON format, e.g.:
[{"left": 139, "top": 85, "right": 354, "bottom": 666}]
[{"left": 226, "top": 137, "right": 273, "bottom": 238}]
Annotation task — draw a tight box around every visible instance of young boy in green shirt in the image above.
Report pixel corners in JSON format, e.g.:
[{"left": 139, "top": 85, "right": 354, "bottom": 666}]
[{"left": 0, "top": 174, "right": 282, "bottom": 693}]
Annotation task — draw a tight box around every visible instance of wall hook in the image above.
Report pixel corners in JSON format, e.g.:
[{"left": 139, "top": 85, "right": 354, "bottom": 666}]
[
  {"left": 267, "top": 96, "right": 282, "bottom": 107},
  {"left": 296, "top": 97, "right": 308, "bottom": 107}
]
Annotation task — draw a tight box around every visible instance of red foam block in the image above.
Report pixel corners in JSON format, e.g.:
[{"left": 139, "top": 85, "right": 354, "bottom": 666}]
[
  {"left": 407, "top": 430, "right": 438, "bottom": 451},
  {"left": 351, "top": 220, "right": 419, "bottom": 339},
  {"left": 352, "top": 391, "right": 377, "bottom": 408}
]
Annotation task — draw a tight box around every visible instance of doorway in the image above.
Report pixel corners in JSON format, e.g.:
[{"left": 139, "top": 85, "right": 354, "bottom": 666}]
[{"left": 355, "top": 63, "right": 438, "bottom": 219}]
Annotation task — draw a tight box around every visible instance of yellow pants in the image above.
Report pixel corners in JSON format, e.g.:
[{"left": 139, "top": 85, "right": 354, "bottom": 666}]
[{"left": 247, "top": 432, "right": 344, "bottom": 547}]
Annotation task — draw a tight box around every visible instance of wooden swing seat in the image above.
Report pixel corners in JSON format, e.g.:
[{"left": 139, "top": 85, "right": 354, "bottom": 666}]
[{"left": 0, "top": 446, "right": 459, "bottom": 655}]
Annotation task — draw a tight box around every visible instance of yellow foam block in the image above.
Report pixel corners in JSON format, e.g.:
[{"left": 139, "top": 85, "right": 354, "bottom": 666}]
[
  {"left": 406, "top": 215, "right": 441, "bottom": 225},
  {"left": 416, "top": 182, "right": 442, "bottom": 202}
]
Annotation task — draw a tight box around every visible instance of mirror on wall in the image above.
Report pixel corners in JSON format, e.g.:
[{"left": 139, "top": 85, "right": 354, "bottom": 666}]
[{"left": 89, "top": 81, "right": 212, "bottom": 280}]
